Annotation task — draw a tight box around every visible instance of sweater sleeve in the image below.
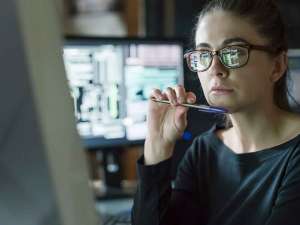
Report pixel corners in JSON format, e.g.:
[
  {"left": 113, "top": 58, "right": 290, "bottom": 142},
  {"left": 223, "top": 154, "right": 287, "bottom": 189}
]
[
  {"left": 132, "top": 138, "right": 208, "bottom": 225},
  {"left": 265, "top": 147, "right": 300, "bottom": 225}
]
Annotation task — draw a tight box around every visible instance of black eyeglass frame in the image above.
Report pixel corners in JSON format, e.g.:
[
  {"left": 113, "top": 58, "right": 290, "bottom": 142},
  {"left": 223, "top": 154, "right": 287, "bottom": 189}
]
[{"left": 184, "top": 44, "right": 276, "bottom": 72}]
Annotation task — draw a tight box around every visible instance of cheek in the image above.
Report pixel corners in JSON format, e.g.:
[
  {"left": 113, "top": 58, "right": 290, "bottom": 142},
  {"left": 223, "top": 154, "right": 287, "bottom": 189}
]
[
  {"left": 246, "top": 54, "right": 274, "bottom": 83},
  {"left": 232, "top": 69, "right": 272, "bottom": 101},
  {"left": 239, "top": 65, "right": 272, "bottom": 90}
]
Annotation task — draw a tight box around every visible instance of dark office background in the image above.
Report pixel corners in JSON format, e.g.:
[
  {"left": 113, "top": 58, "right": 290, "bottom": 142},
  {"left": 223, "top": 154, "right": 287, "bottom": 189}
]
[{"left": 64, "top": 0, "right": 300, "bottom": 182}]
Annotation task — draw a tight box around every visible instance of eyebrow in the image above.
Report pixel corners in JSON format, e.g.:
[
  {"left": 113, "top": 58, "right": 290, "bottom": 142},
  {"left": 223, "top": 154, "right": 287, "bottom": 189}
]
[{"left": 196, "top": 37, "right": 250, "bottom": 49}]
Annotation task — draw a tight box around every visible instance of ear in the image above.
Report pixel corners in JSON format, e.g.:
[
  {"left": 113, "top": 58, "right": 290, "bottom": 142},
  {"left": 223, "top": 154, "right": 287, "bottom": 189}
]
[{"left": 270, "top": 51, "right": 288, "bottom": 82}]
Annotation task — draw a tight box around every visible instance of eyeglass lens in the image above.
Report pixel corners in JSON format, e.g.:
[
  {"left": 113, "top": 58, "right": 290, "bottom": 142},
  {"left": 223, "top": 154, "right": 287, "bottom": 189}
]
[{"left": 187, "top": 46, "right": 249, "bottom": 72}]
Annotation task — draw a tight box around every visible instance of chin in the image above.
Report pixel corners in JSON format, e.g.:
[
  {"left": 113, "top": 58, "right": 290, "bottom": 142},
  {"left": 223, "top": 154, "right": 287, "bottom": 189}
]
[
  {"left": 208, "top": 99, "right": 227, "bottom": 108},
  {"left": 208, "top": 101, "right": 237, "bottom": 114}
]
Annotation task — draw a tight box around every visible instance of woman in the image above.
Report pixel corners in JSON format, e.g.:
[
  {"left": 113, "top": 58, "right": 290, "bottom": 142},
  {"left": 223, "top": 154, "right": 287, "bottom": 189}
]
[{"left": 132, "top": 0, "right": 300, "bottom": 225}]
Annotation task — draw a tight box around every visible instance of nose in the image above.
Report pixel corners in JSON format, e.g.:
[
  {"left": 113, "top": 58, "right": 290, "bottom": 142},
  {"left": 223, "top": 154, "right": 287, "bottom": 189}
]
[{"left": 209, "top": 54, "right": 229, "bottom": 78}]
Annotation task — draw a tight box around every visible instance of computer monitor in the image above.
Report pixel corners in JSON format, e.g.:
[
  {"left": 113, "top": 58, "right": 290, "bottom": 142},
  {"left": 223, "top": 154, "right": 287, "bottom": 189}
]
[
  {"left": 63, "top": 37, "right": 184, "bottom": 148},
  {"left": 288, "top": 49, "right": 300, "bottom": 111},
  {"left": 0, "top": 1, "right": 100, "bottom": 225}
]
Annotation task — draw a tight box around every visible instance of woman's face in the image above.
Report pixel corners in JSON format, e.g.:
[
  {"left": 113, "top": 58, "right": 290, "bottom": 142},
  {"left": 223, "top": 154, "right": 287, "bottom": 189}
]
[{"left": 195, "top": 10, "right": 279, "bottom": 113}]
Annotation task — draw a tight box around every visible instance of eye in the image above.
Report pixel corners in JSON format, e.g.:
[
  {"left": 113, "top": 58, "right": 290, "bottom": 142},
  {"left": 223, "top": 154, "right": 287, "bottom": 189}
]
[
  {"left": 223, "top": 46, "right": 247, "bottom": 57},
  {"left": 220, "top": 46, "right": 249, "bottom": 67},
  {"left": 199, "top": 51, "right": 210, "bottom": 58}
]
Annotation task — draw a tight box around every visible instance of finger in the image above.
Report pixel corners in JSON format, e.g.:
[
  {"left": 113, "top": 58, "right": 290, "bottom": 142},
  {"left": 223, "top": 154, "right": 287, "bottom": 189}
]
[
  {"left": 174, "top": 85, "right": 186, "bottom": 104},
  {"left": 174, "top": 104, "right": 188, "bottom": 134},
  {"left": 165, "top": 87, "right": 177, "bottom": 106},
  {"left": 150, "top": 88, "right": 164, "bottom": 101},
  {"left": 174, "top": 110, "right": 188, "bottom": 134},
  {"left": 186, "top": 92, "right": 197, "bottom": 104}
]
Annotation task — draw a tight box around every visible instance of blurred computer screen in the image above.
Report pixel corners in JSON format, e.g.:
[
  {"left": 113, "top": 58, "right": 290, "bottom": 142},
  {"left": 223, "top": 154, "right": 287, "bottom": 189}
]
[
  {"left": 63, "top": 37, "right": 184, "bottom": 148},
  {"left": 288, "top": 49, "right": 300, "bottom": 111}
]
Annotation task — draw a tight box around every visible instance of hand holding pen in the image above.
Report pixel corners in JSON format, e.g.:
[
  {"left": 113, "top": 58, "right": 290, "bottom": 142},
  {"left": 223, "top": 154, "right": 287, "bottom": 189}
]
[
  {"left": 145, "top": 85, "right": 228, "bottom": 165},
  {"left": 144, "top": 85, "right": 198, "bottom": 165}
]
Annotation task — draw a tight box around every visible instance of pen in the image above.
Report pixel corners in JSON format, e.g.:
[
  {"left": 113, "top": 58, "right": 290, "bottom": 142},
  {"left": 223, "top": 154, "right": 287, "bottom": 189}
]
[{"left": 151, "top": 98, "right": 228, "bottom": 114}]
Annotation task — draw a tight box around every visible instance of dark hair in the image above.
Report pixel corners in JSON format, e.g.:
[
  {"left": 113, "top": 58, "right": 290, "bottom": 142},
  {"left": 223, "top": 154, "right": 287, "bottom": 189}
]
[{"left": 196, "top": 0, "right": 292, "bottom": 127}]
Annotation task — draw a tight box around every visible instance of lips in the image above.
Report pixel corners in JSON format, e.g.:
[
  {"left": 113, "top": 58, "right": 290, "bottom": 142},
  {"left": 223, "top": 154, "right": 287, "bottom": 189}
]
[{"left": 210, "top": 86, "right": 234, "bottom": 95}]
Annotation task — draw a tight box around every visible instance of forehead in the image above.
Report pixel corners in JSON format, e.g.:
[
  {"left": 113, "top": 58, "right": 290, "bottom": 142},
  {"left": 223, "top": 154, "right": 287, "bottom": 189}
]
[{"left": 195, "top": 10, "right": 268, "bottom": 48}]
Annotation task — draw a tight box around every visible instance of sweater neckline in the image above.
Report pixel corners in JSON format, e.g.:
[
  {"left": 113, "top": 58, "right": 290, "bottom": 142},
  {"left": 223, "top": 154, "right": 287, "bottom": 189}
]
[{"left": 208, "top": 124, "right": 300, "bottom": 162}]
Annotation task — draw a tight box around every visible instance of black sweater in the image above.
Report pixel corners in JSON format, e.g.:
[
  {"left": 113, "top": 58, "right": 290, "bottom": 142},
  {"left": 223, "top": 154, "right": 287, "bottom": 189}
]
[{"left": 132, "top": 126, "right": 300, "bottom": 225}]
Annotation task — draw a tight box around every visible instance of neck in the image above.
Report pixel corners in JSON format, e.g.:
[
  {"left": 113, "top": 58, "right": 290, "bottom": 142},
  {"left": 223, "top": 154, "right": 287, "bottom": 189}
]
[{"left": 227, "top": 104, "right": 287, "bottom": 152}]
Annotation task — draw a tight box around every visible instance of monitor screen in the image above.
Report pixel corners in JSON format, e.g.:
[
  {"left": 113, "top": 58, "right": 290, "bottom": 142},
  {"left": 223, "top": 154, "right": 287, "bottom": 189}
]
[
  {"left": 288, "top": 49, "right": 300, "bottom": 111},
  {"left": 63, "top": 37, "right": 184, "bottom": 148}
]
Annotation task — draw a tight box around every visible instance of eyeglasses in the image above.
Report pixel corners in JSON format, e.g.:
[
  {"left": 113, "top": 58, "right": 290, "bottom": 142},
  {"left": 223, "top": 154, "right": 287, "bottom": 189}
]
[{"left": 184, "top": 44, "right": 275, "bottom": 72}]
